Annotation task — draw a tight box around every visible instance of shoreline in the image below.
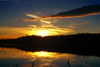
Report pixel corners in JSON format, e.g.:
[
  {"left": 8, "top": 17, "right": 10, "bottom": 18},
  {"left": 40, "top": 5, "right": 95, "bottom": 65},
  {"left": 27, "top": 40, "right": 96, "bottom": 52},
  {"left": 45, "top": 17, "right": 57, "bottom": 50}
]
[{"left": 0, "top": 44, "right": 100, "bottom": 57}]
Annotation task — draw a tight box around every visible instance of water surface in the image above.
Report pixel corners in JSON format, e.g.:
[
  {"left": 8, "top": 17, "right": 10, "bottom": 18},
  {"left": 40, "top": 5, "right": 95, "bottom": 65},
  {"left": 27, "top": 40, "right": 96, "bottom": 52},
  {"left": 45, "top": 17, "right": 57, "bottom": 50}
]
[{"left": 0, "top": 47, "right": 100, "bottom": 67}]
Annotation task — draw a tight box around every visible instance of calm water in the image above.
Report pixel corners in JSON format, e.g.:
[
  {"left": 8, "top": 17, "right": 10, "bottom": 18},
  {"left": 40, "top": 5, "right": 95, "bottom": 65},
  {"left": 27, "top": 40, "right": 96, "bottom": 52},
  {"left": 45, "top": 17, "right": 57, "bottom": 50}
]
[{"left": 0, "top": 47, "right": 100, "bottom": 67}]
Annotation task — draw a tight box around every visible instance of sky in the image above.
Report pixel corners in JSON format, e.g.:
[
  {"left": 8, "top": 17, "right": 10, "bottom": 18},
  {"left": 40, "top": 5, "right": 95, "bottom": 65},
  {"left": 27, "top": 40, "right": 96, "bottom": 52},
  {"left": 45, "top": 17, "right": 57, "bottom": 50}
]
[{"left": 0, "top": 0, "right": 100, "bottom": 38}]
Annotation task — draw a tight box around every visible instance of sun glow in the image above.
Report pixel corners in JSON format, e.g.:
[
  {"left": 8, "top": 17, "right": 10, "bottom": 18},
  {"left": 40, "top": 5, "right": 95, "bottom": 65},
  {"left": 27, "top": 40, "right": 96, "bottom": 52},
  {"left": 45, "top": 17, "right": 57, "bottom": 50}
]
[
  {"left": 37, "top": 30, "right": 48, "bottom": 37},
  {"left": 33, "top": 51, "right": 56, "bottom": 57}
]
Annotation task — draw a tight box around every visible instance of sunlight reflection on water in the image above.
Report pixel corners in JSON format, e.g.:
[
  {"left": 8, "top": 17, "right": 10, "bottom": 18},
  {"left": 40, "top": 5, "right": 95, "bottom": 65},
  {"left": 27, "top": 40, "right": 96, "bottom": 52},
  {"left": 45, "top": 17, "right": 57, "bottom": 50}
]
[{"left": 0, "top": 47, "right": 100, "bottom": 67}]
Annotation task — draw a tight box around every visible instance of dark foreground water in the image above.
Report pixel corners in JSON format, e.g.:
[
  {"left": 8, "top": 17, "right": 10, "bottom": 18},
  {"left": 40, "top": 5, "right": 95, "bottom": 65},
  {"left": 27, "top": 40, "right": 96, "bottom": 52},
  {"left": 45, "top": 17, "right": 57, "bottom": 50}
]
[{"left": 0, "top": 47, "right": 100, "bottom": 67}]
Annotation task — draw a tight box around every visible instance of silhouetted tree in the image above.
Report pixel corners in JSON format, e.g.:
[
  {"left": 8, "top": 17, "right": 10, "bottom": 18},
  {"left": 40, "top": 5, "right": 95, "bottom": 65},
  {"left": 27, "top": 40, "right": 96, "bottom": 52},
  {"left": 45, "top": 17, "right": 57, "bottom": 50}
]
[
  {"left": 32, "top": 62, "right": 35, "bottom": 67},
  {"left": 67, "top": 60, "right": 71, "bottom": 67}
]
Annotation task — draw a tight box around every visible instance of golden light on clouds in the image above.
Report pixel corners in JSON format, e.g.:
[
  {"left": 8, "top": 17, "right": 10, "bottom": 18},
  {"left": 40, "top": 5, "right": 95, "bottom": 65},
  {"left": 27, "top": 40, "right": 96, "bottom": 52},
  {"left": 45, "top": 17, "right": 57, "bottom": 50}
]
[
  {"left": 28, "top": 27, "right": 74, "bottom": 36},
  {"left": 0, "top": 13, "right": 90, "bottom": 39},
  {"left": 24, "top": 13, "right": 75, "bottom": 37},
  {"left": 0, "top": 27, "right": 30, "bottom": 39}
]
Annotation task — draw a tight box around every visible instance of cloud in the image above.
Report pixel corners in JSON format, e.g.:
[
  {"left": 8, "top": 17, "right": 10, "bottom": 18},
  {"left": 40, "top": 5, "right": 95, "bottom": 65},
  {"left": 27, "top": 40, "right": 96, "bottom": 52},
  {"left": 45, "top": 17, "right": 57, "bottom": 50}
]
[
  {"left": 0, "top": 24, "right": 74, "bottom": 39},
  {"left": 68, "top": 21, "right": 90, "bottom": 28},
  {"left": 23, "top": 14, "right": 75, "bottom": 36},
  {"left": 42, "top": 4, "right": 100, "bottom": 18},
  {"left": 50, "top": 28, "right": 74, "bottom": 35},
  {"left": 23, "top": 11, "right": 91, "bottom": 37},
  {"left": 40, "top": 19, "right": 51, "bottom": 24},
  {"left": 0, "top": 26, "right": 34, "bottom": 39},
  {"left": 25, "top": 14, "right": 51, "bottom": 24},
  {"left": 26, "top": 14, "right": 38, "bottom": 18},
  {"left": 11, "top": 19, "right": 20, "bottom": 21},
  {"left": 29, "top": 25, "right": 37, "bottom": 28},
  {"left": 24, "top": 5, "right": 100, "bottom": 21},
  {"left": 16, "top": 19, "right": 19, "bottom": 20},
  {"left": 22, "top": 64, "right": 33, "bottom": 67},
  {"left": 23, "top": 19, "right": 37, "bottom": 22}
]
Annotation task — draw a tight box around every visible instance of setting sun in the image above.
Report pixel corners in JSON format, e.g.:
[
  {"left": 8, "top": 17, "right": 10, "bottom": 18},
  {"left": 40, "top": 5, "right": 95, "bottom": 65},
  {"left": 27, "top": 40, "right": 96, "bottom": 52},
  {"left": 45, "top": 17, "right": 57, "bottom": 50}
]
[
  {"left": 32, "top": 51, "right": 57, "bottom": 57},
  {"left": 37, "top": 30, "right": 48, "bottom": 37}
]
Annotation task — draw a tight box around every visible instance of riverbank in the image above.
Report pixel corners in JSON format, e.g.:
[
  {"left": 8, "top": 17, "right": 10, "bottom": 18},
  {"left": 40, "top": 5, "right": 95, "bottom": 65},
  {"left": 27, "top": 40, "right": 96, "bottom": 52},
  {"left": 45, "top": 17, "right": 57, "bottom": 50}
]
[{"left": 0, "top": 33, "right": 100, "bottom": 57}]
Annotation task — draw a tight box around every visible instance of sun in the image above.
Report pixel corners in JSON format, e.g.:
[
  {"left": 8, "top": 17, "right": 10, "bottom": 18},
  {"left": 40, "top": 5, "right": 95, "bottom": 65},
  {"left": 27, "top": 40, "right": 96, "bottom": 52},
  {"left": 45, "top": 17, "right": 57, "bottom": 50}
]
[
  {"left": 37, "top": 30, "right": 48, "bottom": 37},
  {"left": 32, "top": 51, "right": 57, "bottom": 57}
]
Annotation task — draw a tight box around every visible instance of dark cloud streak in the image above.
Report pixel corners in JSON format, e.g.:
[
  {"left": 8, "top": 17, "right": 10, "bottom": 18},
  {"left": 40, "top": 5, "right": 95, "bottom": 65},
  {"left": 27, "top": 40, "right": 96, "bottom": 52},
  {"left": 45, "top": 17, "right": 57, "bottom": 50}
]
[{"left": 44, "top": 4, "right": 100, "bottom": 18}]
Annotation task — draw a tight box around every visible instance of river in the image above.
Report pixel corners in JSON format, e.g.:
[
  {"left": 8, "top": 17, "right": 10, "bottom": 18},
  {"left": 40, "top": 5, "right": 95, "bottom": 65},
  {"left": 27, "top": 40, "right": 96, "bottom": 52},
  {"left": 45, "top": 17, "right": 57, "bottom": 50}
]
[{"left": 0, "top": 47, "right": 100, "bottom": 67}]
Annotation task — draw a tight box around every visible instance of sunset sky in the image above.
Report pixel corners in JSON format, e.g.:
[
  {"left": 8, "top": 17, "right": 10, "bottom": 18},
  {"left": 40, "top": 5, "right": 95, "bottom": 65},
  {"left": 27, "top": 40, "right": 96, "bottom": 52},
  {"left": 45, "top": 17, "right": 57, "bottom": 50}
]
[{"left": 0, "top": 0, "right": 100, "bottom": 38}]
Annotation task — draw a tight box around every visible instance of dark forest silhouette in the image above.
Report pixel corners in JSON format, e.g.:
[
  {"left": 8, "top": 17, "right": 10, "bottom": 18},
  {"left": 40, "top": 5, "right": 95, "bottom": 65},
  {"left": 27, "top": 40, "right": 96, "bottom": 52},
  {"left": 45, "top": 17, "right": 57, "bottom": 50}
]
[{"left": 0, "top": 33, "right": 100, "bottom": 57}]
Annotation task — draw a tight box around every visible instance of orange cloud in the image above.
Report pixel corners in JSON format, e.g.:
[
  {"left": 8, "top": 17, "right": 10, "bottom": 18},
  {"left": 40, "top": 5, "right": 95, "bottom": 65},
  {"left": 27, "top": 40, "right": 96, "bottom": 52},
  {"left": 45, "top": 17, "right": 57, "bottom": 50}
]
[
  {"left": 11, "top": 19, "right": 19, "bottom": 21},
  {"left": 0, "top": 26, "right": 33, "bottom": 39},
  {"left": 23, "top": 19, "right": 37, "bottom": 22},
  {"left": 23, "top": 14, "right": 75, "bottom": 36},
  {"left": 16, "top": 19, "right": 19, "bottom": 20},
  {"left": 22, "top": 64, "right": 34, "bottom": 67}
]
